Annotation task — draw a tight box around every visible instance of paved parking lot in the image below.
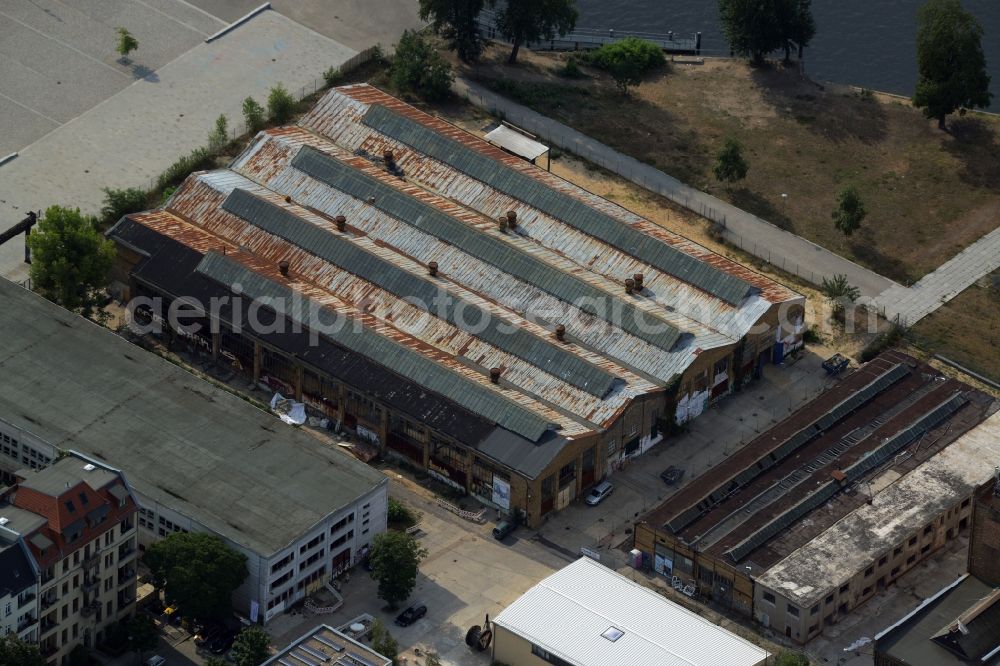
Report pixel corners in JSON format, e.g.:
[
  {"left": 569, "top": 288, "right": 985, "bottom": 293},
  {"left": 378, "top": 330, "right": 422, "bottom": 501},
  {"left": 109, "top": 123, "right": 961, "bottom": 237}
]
[{"left": 0, "top": 0, "right": 224, "bottom": 157}]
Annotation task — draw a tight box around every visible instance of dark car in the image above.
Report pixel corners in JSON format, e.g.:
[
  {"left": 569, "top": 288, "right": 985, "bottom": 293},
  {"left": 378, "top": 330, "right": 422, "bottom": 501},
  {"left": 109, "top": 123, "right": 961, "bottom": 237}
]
[
  {"left": 209, "top": 630, "right": 236, "bottom": 655},
  {"left": 492, "top": 520, "right": 516, "bottom": 540},
  {"left": 194, "top": 625, "right": 223, "bottom": 648},
  {"left": 394, "top": 604, "right": 427, "bottom": 627}
]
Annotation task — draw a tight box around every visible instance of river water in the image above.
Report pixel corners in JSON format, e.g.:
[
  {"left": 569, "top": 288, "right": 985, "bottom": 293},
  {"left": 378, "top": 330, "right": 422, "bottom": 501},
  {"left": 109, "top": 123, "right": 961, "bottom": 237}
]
[{"left": 574, "top": 0, "right": 1000, "bottom": 110}]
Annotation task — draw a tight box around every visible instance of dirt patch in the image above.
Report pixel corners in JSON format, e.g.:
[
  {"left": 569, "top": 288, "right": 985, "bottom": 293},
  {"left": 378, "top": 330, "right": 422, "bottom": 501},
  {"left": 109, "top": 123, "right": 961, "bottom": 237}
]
[{"left": 458, "top": 47, "right": 1000, "bottom": 284}]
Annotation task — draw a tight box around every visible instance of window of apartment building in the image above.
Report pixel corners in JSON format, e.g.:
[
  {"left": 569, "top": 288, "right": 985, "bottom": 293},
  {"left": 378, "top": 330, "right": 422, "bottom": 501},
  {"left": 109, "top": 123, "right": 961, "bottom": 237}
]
[
  {"left": 104, "top": 578, "right": 113, "bottom": 592},
  {"left": 825, "top": 594, "right": 834, "bottom": 604},
  {"left": 863, "top": 586, "right": 872, "bottom": 596},
  {"left": 893, "top": 545, "right": 902, "bottom": 557},
  {"left": 810, "top": 605, "right": 819, "bottom": 616},
  {"left": 104, "top": 532, "right": 113, "bottom": 548},
  {"left": 921, "top": 544, "right": 931, "bottom": 554},
  {"left": 908, "top": 536, "right": 917, "bottom": 546},
  {"left": 906, "top": 555, "right": 916, "bottom": 564},
  {"left": 72, "top": 623, "right": 78, "bottom": 639},
  {"left": 61, "top": 605, "right": 67, "bottom": 620},
  {"left": 271, "top": 553, "right": 294, "bottom": 574},
  {"left": 63, "top": 560, "right": 69, "bottom": 574},
  {"left": 961, "top": 498, "right": 971, "bottom": 508},
  {"left": 787, "top": 604, "right": 799, "bottom": 618},
  {"left": 923, "top": 525, "right": 933, "bottom": 535},
  {"left": 62, "top": 628, "right": 67, "bottom": 644},
  {"left": 3, "top": 602, "right": 9, "bottom": 617},
  {"left": 72, "top": 598, "right": 78, "bottom": 613},
  {"left": 299, "top": 533, "right": 325, "bottom": 554},
  {"left": 878, "top": 556, "right": 887, "bottom": 567},
  {"left": 62, "top": 582, "right": 68, "bottom": 595},
  {"left": 891, "top": 566, "right": 900, "bottom": 576},
  {"left": 864, "top": 566, "right": 874, "bottom": 577},
  {"left": 839, "top": 584, "right": 849, "bottom": 594},
  {"left": 106, "top": 601, "right": 112, "bottom": 618},
  {"left": 104, "top": 554, "right": 113, "bottom": 569},
  {"left": 330, "top": 514, "right": 355, "bottom": 536},
  {"left": 331, "top": 530, "right": 354, "bottom": 550},
  {"left": 763, "top": 592, "right": 775, "bottom": 605}
]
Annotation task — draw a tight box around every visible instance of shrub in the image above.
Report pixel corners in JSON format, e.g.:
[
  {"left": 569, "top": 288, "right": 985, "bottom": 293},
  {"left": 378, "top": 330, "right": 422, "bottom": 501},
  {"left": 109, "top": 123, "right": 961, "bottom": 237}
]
[
  {"left": 99, "top": 187, "right": 148, "bottom": 228},
  {"left": 391, "top": 30, "right": 454, "bottom": 101},
  {"left": 157, "top": 147, "right": 215, "bottom": 191},
  {"left": 242, "top": 97, "right": 265, "bottom": 133},
  {"left": 557, "top": 56, "right": 584, "bottom": 78},
  {"left": 387, "top": 497, "right": 416, "bottom": 527},
  {"left": 589, "top": 37, "right": 665, "bottom": 93},
  {"left": 267, "top": 84, "right": 296, "bottom": 124},
  {"left": 208, "top": 114, "right": 229, "bottom": 153},
  {"left": 323, "top": 66, "right": 343, "bottom": 87},
  {"left": 859, "top": 323, "right": 904, "bottom": 362}
]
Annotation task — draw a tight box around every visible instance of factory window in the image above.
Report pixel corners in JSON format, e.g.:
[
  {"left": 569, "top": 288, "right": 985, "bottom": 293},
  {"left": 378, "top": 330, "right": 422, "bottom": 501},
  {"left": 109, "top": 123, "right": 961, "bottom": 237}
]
[
  {"left": 606, "top": 440, "right": 616, "bottom": 457},
  {"left": 763, "top": 592, "right": 775, "bottom": 605},
  {"left": 558, "top": 461, "right": 576, "bottom": 489}
]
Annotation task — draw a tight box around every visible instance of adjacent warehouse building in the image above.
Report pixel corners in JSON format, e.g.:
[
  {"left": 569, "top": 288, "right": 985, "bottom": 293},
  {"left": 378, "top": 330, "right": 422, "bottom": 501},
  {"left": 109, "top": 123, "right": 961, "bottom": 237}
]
[
  {"left": 107, "top": 84, "right": 804, "bottom": 526},
  {"left": 0, "top": 279, "right": 388, "bottom": 625},
  {"left": 633, "top": 351, "right": 997, "bottom": 643},
  {"left": 873, "top": 478, "right": 1000, "bottom": 665},
  {"left": 492, "top": 556, "right": 770, "bottom": 666}
]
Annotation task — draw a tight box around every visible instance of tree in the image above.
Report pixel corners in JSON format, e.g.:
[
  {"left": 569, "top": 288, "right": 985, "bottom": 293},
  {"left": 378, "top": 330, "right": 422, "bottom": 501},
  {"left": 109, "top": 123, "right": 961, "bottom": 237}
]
[
  {"left": 145, "top": 532, "right": 248, "bottom": 620},
  {"left": 0, "top": 634, "right": 46, "bottom": 666},
  {"left": 231, "top": 626, "right": 271, "bottom": 666},
  {"left": 391, "top": 31, "right": 455, "bottom": 101},
  {"left": 424, "top": 654, "right": 443, "bottom": 666},
  {"left": 100, "top": 187, "right": 148, "bottom": 229},
  {"left": 492, "top": 0, "right": 578, "bottom": 64},
  {"left": 243, "top": 97, "right": 265, "bottom": 134},
  {"left": 68, "top": 645, "right": 93, "bottom": 666},
  {"left": 589, "top": 37, "right": 666, "bottom": 94},
  {"left": 369, "top": 619, "right": 399, "bottom": 664},
  {"left": 781, "top": 0, "right": 815, "bottom": 61},
  {"left": 832, "top": 185, "right": 866, "bottom": 236},
  {"left": 419, "top": 0, "right": 486, "bottom": 62},
  {"left": 820, "top": 274, "right": 860, "bottom": 317},
  {"left": 126, "top": 614, "right": 159, "bottom": 661},
  {"left": 719, "top": 0, "right": 786, "bottom": 64},
  {"left": 369, "top": 531, "right": 428, "bottom": 609},
  {"left": 28, "top": 206, "right": 115, "bottom": 315},
  {"left": 913, "top": 0, "right": 992, "bottom": 129},
  {"left": 208, "top": 114, "right": 229, "bottom": 153},
  {"left": 116, "top": 27, "right": 139, "bottom": 62},
  {"left": 204, "top": 659, "right": 229, "bottom": 666},
  {"left": 713, "top": 137, "right": 749, "bottom": 184},
  {"left": 267, "top": 84, "right": 296, "bottom": 124}
]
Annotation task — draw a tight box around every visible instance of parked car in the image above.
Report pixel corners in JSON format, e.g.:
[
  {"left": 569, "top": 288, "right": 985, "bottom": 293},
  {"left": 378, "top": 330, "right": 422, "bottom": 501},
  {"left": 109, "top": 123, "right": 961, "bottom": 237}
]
[
  {"left": 394, "top": 604, "right": 427, "bottom": 627},
  {"left": 194, "top": 624, "right": 224, "bottom": 647},
  {"left": 209, "top": 630, "right": 236, "bottom": 655},
  {"left": 585, "top": 481, "right": 614, "bottom": 506},
  {"left": 492, "top": 520, "right": 516, "bottom": 540},
  {"left": 145, "top": 657, "right": 167, "bottom": 666}
]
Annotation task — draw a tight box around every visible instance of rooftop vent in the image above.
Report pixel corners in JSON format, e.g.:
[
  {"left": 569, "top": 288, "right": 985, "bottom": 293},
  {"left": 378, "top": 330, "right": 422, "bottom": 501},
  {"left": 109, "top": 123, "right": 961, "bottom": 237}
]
[
  {"left": 506, "top": 210, "right": 517, "bottom": 229},
  {"left": 489, "top": 367, "right": 501, "bottom": 384},
  {"left": 335, "top": 215, "right": 347, "bottom": 232},
  {"left": 633, "top": 273, "right": 644, "bottom": 290},
  {"left": 498, "top": 215, "right": 508, "bottom": 232},
  {"left": 284, "top": 195, "right": 292, "bottom": 204},
  {"left": 601, "top": 626, "right": 624, "bottom": 642},
  {"left": 82, "top": 464, "right": 96, "bottom": 472},
  {"left": 428, "top": 261, "right": 438, "bottom": 277},
  {"left": 0, "top": 517, "right": 9, "bottom": 526},
  {"left": 554, "top": 324, "right": 566, "bottom": 341},
  {"left": 625, "top": 278, "right": 635, "bottom": 295},
  {"left": 278, "top": 260, "right": 290, "bottom": 277}
]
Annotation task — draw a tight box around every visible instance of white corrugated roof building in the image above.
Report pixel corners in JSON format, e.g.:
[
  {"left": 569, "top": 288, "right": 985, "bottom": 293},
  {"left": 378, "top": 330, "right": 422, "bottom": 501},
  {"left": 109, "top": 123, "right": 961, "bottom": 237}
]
[{"left": 493, "top": 557, "right": 770, "bottom": 666}]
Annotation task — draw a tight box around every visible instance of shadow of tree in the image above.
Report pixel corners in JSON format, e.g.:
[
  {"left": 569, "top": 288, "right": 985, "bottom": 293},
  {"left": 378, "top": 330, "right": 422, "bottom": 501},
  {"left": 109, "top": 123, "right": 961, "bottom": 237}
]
[
  {"left": 944, "top": 117, "right": 1000, "bottom": 190},
  {"left": 728, "top": 187, "right": 795, "bottom": 231},
  {"left": 131, "top": 64, "right": 159, "bottom": 82},
  {"left": 848, "top": 238, "right": 914, "bottom": 284},
  {"left": 749, "top": 64, "right": 889, "bottom": 145}
]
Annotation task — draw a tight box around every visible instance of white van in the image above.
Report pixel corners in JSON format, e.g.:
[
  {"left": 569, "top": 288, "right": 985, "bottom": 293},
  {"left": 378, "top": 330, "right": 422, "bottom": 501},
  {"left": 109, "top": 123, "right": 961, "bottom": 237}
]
[{"left": 585, "top": 481, "right": 614, "bottom": 506}]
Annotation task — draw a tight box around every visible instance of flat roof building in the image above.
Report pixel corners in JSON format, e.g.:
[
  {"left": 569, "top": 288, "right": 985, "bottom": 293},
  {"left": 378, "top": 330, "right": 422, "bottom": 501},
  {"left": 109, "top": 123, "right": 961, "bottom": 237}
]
[
  {"left": 0, "top": 279, "right": 388, "bottom": 624},
  {"left": 492, "top": 556, "right": 770, "bottom": 666},
  {"left": 633, "top": 351, "right": 997, "bottom": 643},
  {"left": 264, "top": 624, "right": 391, "bottom": 666},
  {"left": 107, "top": 83, "right": 804, "bottom": 527}
]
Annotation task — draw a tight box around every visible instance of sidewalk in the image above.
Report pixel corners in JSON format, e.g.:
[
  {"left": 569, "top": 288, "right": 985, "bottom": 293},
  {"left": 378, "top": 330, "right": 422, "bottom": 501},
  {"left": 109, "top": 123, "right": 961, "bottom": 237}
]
[
  {"left": 453, "top": 77, "right": 897, "bottom": 300},
  {"left": 877, "top": 225, "right": 1000, "bottom": 325}
]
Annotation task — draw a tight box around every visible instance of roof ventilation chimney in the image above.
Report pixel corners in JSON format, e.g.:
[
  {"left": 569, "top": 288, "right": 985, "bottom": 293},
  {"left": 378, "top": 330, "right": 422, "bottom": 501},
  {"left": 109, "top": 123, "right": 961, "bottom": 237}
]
[
  {"left": 625, "top": 278, "right": 635, "bottom": 294},
  {"left": 278, "top": 260, "right": 290, "bottom": 277},
  {"left": 335, "top": 215, "right": 347, "bottom": 232},
  {"left": 383, "top": 149, "right": 394, "bottom": 164},
  {"left": 554, "top": 324, "right": 566, "bottom": 341},
  {"left": 506, "top": 211, "right": 517, "bottom": 229},
  {"left": 284, "top": 195, "right": 292, "bottom": 204},
  {"left": 498, "top": 216, "right": 508, "bottom": 232},
  {"left": 633, "top": 273, "right": 644, "bottom": 290},
  {"left": 367, "top": 196, "right": 376, "bottom": 205},
  {"left": 489, "top": 367, "right": 501, "bottom": 384},
  {"left": 428, "top": 261, "right": 438, "bottom": 277}
]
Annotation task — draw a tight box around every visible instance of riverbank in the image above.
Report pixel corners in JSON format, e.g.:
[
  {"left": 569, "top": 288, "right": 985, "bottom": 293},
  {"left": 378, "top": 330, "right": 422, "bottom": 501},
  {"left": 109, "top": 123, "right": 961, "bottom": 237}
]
[{"left": 458, "top": 45, "right": 1000, "bottom": 285}]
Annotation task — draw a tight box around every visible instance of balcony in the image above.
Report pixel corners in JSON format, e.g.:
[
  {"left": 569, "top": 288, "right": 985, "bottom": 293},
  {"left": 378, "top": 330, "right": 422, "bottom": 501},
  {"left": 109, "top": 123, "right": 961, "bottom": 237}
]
[
  {"left": 40, "top": 569, "right": 55, "bottom": 586},
  {"left": 118, "top": 567, "right": 136, "bottom": 587},
  {"left": 117, "top": 543, "right": 137, "bottom": 561},
  {"left": 82, "top": 553, "right": 100, "bottom": 572},
  {"left": 83, "top": 576, "right": 100, "bottom": 593},
  {"left": 39, "top": 618, "right": 57, "bottom": 636},
  {"left": 17, "top": 591, "right": 36, "bottom": 607},
  {"left": 80, "top": 601, "right": 99, "bottom": 618},
  {"left": 17, "top": 615, "right": 37, "bottom": 632},
  {"left": 40, "top": 594, "right": 57, "bottom": 610},
  {"left": 41, "top": 643, "right": 58, "bottom": 658}
]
